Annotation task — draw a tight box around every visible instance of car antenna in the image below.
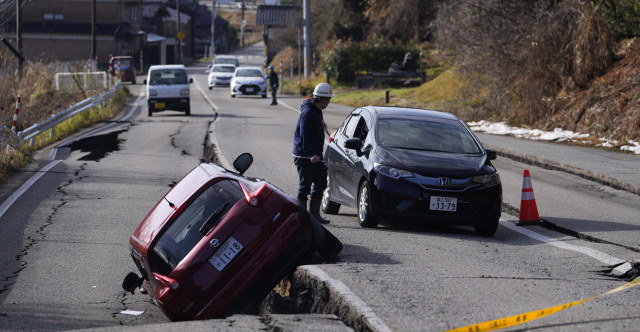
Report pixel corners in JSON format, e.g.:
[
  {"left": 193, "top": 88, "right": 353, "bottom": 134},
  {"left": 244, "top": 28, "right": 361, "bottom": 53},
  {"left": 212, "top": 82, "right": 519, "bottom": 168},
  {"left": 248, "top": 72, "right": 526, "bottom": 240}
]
[{"left": 164, "top": 197, "right": 176, "bottom": 209}]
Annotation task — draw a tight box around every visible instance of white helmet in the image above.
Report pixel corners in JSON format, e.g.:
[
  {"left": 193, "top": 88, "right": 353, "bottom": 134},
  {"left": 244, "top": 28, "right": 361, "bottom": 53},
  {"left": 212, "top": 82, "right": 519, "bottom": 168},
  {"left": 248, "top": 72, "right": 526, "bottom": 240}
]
[{"left": 313, "top": 83, "right": 335, "bottom": 98}]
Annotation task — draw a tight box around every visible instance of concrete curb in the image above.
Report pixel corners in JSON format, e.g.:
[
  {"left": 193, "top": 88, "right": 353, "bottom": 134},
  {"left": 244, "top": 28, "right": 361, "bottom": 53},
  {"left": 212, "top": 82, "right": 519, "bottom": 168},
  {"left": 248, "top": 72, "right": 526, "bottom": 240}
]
[{"left": 485, "top": 144, "right": 640, "bottom": 196}]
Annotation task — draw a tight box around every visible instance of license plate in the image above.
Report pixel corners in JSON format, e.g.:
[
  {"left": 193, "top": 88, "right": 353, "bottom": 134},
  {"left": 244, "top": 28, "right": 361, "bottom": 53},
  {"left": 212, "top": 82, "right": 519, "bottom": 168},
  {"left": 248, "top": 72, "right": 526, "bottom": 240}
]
[
  {"left": 209, "top": 236, "right": 243, "bottom": 272},
  {"left": 245, "top": 87, "right": 254, "bottom": 93},
  {"left": 430, "top": 196, "right": 457, "bottom": 212},
  {"left": 154, "top": 102, "right": 165, "bottom": 109}
]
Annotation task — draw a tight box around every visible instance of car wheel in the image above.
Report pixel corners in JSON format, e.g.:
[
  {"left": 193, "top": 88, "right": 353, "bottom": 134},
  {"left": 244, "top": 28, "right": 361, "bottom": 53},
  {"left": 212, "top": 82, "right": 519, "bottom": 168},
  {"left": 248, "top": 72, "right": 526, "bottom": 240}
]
[
  {"left": 231, "top": 94, "right": 236, "bottom": 98},
  {"left": 185, "top": 105, "right": 191, "bottom": 116},
  {"left": 358, "top": 181, "right": 379, "bottom": 228},
  {"left": 322, "top": 176, "right": 340, "bottom": 214},
  {"left": 475, "top": 218, "right": 499, "bottom": 236},
  {"left": 148, "top": 108, "right": 153, "bottom": 116},
  {"left": 261, "top": 94, "right": 267, "bottom": 98},
  {"left": 132, "top": 79, "right": 136, "bottom": 85},
  {"left": 209, "top": 86, "right": 212, "bottom": 90},
  {"left": 316, "top": 225, "right": 343, "bottom": 259}
]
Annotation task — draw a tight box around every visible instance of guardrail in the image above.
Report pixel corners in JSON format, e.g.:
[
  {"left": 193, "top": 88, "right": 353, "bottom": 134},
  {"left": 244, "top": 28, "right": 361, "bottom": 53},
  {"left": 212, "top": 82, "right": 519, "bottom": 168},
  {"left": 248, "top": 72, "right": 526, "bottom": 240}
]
[{"left": 0, "top": 81, "right": 122, "bottom": 153}]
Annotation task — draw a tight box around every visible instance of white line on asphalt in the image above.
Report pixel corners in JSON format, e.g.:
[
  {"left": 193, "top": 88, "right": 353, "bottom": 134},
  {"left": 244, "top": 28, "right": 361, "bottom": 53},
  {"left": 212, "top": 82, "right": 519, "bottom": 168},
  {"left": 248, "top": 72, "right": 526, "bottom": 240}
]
[
  {"left": 194, "top": 78, "right": 232, "bottom": 170},
  {"left": 500, "top": 220, "right": 626, "bottom": 266},
  {"left": 0, "top": 160, "right": 61, "bottom": 218},
  {"left": 301, "top": 265, "right": 393, "bottom": 332}
]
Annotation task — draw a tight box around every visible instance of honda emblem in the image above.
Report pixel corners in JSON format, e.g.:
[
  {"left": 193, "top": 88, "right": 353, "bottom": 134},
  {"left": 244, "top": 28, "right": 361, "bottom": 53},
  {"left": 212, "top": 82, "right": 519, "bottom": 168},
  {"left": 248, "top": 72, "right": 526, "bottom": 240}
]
[{"left": 439, "top": 177, "right": 451, "bottom": 186}]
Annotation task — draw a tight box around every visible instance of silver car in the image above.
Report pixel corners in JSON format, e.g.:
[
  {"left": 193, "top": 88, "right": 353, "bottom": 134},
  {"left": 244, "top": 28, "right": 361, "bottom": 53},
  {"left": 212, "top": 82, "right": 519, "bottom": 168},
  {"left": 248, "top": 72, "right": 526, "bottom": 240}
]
[{"left": 208, "top": 64, "right": 236, "bottom": 89}]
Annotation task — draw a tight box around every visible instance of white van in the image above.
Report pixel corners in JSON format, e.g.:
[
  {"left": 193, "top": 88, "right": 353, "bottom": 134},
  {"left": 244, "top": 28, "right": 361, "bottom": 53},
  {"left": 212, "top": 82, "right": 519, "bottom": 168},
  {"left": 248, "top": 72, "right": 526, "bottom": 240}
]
[{"left": 144, "top": 65, "right": 193, "bottom": 116}]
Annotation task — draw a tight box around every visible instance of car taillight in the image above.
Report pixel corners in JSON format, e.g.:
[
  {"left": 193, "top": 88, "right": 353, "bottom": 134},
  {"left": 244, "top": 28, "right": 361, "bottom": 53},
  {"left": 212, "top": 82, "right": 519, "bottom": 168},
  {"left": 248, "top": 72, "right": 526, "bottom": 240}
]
[
  {"left": 329, "top": 130, "right": 336, "bottom": 143},
  {"left": 153, "top": 273, "right": 180, "bottom": 305},
  {"left": 239, "top": 181, "right": 272, "bottom": 207}
]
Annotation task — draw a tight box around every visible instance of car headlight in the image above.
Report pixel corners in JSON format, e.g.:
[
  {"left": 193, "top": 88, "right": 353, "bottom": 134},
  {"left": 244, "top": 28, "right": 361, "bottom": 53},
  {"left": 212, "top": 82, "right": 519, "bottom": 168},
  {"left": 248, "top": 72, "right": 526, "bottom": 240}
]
[
  {"left": 472, "top": 172, "right": 500, "bottom": 185},
  {"left": 148, "top": 90, "right": 157, "bottom": 96},
  {"left": 374, "top": 163, "right": 414, "bottom": 179}
]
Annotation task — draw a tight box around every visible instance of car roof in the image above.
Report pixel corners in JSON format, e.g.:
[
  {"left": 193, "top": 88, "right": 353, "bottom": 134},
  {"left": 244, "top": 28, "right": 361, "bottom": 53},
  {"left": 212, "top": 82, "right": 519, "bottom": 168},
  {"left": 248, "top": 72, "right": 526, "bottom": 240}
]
[
  {"left": 212, "top": 64, "right": 236, "bottom": 68},
  {"left": 214, "top": 55, "right": 237, "bottom": 59},
  {"left": 149, "top": 64, "right": 187, "bottom": 70},
  {"left": 363, "top": 106, "right": 460, "bottom": 121}
]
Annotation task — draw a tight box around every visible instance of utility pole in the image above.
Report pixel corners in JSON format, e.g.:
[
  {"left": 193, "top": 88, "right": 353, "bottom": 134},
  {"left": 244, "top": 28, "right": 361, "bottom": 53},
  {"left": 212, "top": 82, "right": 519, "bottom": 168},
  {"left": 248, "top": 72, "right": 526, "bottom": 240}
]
[
  {"left": 91, "top": 0, "right": 96, "bottom": 60},
  {"left": 303, "top": 0, "right": 310, "bottom": 78},
  {"left": 211, "top": 0, "right": 216, "bottom": 57},
  {"left": 16, "top": 0, "right": 22, "bottom": 78},
  {"left": 241, "top": 0, "right": 245, "bottom": 46},
  {"left": 177, "top": 0, "right": 182, "bottom": 63}
]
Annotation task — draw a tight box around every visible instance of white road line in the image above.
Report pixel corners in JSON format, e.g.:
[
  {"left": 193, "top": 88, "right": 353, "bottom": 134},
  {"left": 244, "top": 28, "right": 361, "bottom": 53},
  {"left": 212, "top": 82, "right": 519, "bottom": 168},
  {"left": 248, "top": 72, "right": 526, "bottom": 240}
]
[
  {"left": 194, "top": 78, "right": 231, "bottom": 170},
  {"left": 301, "top": 265, "right": 393, "bottom": 332},
  {"left": 0, "top": 160, "right": 61, "bottom": 218},
  {"left": 500, "top": 220, "right": 626, "bottom": 266}
]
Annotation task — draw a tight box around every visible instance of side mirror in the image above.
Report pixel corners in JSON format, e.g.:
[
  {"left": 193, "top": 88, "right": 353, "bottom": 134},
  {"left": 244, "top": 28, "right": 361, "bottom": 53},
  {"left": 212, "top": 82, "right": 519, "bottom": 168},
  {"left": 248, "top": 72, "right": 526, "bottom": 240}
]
[
  {"left": 233, "top": 153, "right": 253, "bottom": 175},
  {"left": 189, "top": 78, "right": 193, "bottom": 84},
  {"left": 344, "top": 138, "right": 364, "bottom": 156},
  {"left": 485, "top": 148, "right": 497, "bottom": 161},
  {"left": 143, "top": 79, "right": 147, "bottom": 84}
]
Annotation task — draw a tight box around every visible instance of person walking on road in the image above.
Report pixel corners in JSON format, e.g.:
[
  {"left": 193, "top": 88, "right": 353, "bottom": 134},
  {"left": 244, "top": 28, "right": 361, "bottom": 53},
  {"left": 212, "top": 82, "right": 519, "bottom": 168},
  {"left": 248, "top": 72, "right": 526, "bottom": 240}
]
[
  {"left": 267, "top": 65, "right": 279, "bottom": 105},
  {"left": 292, "top": 83, "right": 334, "bottom": 224}
]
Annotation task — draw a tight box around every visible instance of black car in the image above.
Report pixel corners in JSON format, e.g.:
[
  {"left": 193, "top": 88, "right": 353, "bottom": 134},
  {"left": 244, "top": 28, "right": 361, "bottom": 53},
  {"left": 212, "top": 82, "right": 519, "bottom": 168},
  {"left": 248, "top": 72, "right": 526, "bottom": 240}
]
[{"left": 322, "top": 106, "right": 502, "bottom": 236}]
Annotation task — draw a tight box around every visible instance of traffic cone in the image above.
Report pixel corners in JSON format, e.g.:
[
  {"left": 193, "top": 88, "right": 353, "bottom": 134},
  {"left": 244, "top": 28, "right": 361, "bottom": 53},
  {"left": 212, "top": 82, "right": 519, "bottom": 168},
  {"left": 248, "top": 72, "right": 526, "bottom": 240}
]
[{"left": 517, "top": 170, "right": 541, "bottom": 226}]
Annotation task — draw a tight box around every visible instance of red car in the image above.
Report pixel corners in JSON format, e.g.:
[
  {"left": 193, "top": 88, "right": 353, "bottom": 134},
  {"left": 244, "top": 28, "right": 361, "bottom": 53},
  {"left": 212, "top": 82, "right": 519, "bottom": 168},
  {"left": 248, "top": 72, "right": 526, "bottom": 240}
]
[{"left": 122, "top": 153, "right": 342, "bottom": 321}]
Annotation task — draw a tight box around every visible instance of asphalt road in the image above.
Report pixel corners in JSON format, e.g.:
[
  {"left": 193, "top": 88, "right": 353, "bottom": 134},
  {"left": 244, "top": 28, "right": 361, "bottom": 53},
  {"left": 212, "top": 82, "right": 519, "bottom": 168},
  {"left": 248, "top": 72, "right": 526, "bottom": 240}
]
[{"left": 0, "top": 42, "right": 639, "bottom": 332}]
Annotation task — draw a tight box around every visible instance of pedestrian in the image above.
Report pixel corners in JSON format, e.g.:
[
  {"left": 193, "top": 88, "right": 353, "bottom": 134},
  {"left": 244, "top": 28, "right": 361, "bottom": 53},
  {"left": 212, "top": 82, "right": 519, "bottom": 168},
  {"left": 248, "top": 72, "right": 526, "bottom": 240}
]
[
  {"left": 267, "top": 65, "right": 279, "bottom": 105},
  {"left": 292, "top": 83, "right": 334, "bottom": 224}
]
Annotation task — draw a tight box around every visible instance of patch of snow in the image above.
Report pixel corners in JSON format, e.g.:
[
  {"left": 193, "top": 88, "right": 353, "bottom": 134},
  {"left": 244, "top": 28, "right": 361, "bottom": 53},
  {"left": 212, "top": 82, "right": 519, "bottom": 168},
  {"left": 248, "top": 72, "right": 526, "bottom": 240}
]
[{"left": 468, "top": 121, "right": 640, "bottom": 155}]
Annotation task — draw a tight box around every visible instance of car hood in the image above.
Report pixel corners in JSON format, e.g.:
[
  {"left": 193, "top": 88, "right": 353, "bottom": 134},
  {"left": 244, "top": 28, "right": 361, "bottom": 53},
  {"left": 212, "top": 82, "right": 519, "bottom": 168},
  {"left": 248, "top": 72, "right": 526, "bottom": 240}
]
[{"left": 375, "top": 146, "right": 495, "bottom": 177}]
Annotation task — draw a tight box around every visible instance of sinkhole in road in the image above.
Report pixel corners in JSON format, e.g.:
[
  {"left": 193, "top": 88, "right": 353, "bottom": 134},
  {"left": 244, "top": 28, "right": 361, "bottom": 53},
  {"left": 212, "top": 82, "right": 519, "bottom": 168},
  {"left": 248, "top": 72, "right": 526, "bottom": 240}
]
[{"left": 69, "top": 130, "right": 126, "bottom": 161}]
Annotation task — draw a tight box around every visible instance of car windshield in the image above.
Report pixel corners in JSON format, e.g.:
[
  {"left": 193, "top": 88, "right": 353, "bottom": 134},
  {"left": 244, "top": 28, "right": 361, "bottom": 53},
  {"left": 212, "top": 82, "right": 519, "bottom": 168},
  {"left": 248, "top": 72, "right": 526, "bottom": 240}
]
[
  {"left": 150, "top": 180, "right": 244, "bottom": 275},
  {"left": 235, "top": 69, "right": 263, "bottom": 77},
  {"left": 118, "top": 58, "right": 132, "bottom": 68},
  {"left": 148, "top": 69, "right": 188, "bottom": 85},
  {"left": 213, "top": 66, "right": 235, "bottom": 73},
  {"left": 214, "top": 58, "right": 238, "bottom": 66},
  {"left": 377, "top": 117, "right": 482, "bottom": 154}
]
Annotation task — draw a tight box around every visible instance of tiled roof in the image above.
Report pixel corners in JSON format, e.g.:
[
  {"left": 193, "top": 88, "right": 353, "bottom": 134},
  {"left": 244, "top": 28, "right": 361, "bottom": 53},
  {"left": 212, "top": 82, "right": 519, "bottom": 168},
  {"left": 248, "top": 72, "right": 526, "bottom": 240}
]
[
  {"left": 256, "top": 5, "right": 301, "bottom": 26},
  {"left": 3, "top": 20, "right": 120, "bottom": 35}
]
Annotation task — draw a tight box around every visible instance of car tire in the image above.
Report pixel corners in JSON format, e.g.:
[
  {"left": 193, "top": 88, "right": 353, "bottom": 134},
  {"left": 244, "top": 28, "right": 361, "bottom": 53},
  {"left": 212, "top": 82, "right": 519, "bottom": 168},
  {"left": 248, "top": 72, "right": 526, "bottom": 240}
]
[
  {"left": 185, "top": 105, "right": 191, "bottom": 116},
  {"left": 357, "top": 181, "right": 379, "bottom": 228},
  {"left": 209, "top": 86, "right": 212, "bottom": 90},
  {"left": 148, "top": 108, "right": 153, "bottom": 117},
  {"left": 231, "top": 94, "right": 236, "bottom": 98},
  {"left": 475, "top": 218, "right": 499, "bottom": 236},
  {"left": 316, "top": 225, "right": 343, "bottom": 259},
  {"left": 261, "top": 94, "right": 267, "bottom": 98},
  {"left": 322, "top": 176, "right": 340, "bottom": 214}
]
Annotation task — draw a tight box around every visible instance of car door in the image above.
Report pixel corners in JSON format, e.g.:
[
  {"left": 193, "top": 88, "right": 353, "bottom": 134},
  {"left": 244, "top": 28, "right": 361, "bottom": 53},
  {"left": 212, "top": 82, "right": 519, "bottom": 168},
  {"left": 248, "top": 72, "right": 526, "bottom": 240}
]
[
  {"left": 327, "top": 111, "right": 361, "bottom": 205},
  {"left": 343, "top": 113, "right": 372, "bottom": 203}
]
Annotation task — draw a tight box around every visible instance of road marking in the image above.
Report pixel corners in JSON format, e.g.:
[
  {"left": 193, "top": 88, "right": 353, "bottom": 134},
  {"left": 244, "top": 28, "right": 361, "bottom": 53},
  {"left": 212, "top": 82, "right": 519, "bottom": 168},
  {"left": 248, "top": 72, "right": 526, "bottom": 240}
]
[
  {"left": 0, "top": 160, "right": 61, "bottom": 218},
  {"left": 500, "top": 220, "right": 626, "bottom": 266},
  {"left": 301, "top": 265, "right": 393, "bottom": 332},
  {"left": 443, "top": 277, "right": 640, "bottom": 332},
  {"left": 194, "top": 78, "right": 231, "bottom": 170}
]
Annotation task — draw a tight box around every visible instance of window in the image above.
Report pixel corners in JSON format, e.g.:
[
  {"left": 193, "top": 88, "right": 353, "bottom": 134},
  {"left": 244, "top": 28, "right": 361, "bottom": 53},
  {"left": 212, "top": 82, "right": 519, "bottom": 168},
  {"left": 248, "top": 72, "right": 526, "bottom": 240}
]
[
  {"left": 126, "top": 3, "right": 139, "bottom": 24},
  {"left": 150, "top": 180, "right": 244, "bottom": 275},
  {"left": 44, "top": 13, "right": 63, "bottom": 20}
]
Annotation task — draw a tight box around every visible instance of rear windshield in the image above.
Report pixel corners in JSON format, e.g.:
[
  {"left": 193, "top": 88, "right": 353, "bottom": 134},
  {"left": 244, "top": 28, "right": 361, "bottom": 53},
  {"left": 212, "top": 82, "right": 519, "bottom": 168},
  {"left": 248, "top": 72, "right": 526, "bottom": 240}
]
[
  {"left": 148, "top": 69, "right": 188, "bottom": 85},
  {"left": 214, "top": 58, "right": 239, "bottom": 66},
  {"left": 213, "top": 66, "right": 235, "bottom": 73},
  {"left": 149, "top": 179, "right": 244, "bottom": 275},
  {"left": 377, "top": 117, "right": 482, "bottom": 154}
]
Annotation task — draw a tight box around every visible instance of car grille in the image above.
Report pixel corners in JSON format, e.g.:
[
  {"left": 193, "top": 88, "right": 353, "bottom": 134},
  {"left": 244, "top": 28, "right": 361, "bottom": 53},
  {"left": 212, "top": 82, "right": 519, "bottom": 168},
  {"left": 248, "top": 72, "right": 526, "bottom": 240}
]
[{"left": 239, "top": 85, "right": 261, "bottom": 94}]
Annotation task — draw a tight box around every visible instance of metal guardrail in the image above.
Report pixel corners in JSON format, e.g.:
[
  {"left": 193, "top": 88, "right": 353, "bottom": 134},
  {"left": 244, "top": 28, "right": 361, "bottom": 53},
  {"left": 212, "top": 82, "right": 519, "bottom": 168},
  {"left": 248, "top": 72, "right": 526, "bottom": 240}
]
[{"left": 0, "top": 81, "right": 122, "bottom": 153}]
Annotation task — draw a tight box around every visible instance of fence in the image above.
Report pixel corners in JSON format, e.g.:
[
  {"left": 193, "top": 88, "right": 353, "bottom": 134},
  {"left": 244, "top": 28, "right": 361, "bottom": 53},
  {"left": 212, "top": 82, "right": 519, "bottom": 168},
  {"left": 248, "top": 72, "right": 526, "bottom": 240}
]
[
  {"left": 54, "top": 71, "right": 108, "bottom": 91},
  {"left": 0, "top": 81, "right": 122, "bottom": 154}
]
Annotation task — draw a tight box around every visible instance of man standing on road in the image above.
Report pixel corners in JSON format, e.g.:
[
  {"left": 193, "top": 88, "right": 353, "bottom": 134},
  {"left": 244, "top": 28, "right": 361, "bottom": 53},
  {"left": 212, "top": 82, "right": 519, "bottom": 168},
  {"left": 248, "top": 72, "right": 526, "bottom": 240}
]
[
  {"left": 268, "top": 65, "right": 279, "bottom": 105},
  {"left": 292, "top": 83, "right": 334, "bottom": 224}
]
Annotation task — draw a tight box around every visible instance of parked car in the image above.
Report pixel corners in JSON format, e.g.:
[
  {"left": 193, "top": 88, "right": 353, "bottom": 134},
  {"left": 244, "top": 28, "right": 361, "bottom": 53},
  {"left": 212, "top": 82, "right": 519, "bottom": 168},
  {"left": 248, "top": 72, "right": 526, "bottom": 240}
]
[
  {"left": 113, "top": 55, "right": 136, "bottom": 84},
  {"left": 144, "top": 65, "right": 193, "bottom": 116},
  {"left": 322, "top": 106, "right": 502, "bottom": 236},
  {"left": 230, "top": 66, "right": 267, "bottom": 98},
  {"left": 212, "top": 54, "right": 240, "bottom": 67},
  {"left": 122, "top": 153, "right": 342, "bottom": 321},
  {"left": 208, "top": 64, "right": 236, "bottom": 89}
]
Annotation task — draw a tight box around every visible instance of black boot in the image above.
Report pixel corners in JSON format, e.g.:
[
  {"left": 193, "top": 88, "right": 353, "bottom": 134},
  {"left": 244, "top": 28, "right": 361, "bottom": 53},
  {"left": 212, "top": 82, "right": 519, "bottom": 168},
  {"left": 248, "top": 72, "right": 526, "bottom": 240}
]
[{"left": 309, "top": 199, "right": 330, "bottom": 224}]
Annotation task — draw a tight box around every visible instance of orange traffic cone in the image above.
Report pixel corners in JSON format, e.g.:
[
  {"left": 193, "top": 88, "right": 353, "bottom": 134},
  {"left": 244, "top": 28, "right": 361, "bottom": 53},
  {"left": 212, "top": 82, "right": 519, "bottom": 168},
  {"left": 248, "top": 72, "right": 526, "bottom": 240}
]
[{"left": 517, "top": 170, "right": 541, "bottom": 226}]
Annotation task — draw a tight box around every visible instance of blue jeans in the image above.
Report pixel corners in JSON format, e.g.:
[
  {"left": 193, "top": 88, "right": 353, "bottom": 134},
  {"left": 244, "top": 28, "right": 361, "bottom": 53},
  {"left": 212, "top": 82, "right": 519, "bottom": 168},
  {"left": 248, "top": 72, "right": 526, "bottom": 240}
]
[{"left": 294, "top": 157, "right": 327, "bottom": 202}]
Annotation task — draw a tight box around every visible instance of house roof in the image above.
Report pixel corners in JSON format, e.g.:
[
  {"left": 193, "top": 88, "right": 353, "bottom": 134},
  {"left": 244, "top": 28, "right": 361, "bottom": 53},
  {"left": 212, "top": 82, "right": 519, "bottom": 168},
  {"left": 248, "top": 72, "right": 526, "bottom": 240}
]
[
  {"left": 6, "top": 20, "right": 120, "bottom": 36},
  {"left": 256, "top": 5, "right": 301, "bottom": 26}
]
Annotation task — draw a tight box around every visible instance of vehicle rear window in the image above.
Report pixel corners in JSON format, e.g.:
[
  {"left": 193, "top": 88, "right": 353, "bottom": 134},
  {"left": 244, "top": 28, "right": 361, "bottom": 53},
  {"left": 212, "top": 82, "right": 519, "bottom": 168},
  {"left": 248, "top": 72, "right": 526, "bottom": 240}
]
[
  {"left": 377, "top": 117, "right": 482, "bottom": 154},
  {"left": 149, "top": 179, "right": 244, "bottom": 275},
  {"left": 149, "top": 69, "right": 188, "bottom": 85}
]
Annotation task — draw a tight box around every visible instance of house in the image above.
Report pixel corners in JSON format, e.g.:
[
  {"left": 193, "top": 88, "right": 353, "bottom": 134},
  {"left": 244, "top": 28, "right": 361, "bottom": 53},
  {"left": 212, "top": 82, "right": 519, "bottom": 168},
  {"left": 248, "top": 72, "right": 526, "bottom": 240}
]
[{"left": 0, "top": 0, "right": 145, "bottom": 69}]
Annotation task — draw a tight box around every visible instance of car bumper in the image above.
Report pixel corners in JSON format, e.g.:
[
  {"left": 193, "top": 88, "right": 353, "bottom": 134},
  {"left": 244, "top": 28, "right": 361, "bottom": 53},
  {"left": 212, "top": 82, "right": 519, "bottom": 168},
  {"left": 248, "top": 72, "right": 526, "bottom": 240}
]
[
  {"left": 371, "top": 174, "right": 502, "bottom": 226},
  {"left": 209, "top": 78, "right": 231, "bottom": 87},
  {"left": 231, "top": 84, "right": 267, "bottom": 96},
  {"left": 148, "top": 98, "right": 190, "bottom": 111}
]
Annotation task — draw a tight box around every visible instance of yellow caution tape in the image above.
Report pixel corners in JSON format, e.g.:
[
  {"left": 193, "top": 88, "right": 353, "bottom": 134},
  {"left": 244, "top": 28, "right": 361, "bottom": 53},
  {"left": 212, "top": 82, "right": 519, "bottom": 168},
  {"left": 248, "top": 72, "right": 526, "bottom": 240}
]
[{"left": 443, "top": 277, "right": 640, "bottom": 332}]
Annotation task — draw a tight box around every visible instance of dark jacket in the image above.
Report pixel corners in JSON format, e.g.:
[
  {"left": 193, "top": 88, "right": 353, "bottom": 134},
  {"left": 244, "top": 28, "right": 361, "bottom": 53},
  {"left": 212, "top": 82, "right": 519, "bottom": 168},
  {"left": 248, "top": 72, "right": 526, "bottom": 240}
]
[
  {"left": 293, "top": 99, "right": 325, "bottom": 158},
  {"left": 269, "top": 71, "right": 279, "bottom": 88}
]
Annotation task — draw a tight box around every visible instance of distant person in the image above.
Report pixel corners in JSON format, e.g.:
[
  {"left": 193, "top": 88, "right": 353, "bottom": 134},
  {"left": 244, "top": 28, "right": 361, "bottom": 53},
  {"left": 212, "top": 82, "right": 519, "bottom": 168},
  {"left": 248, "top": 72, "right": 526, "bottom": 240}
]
[
  {"left": 292, "top": 83, "right": 335, "bottom": 224},
  {"left": 267, "top": 65, "right": 279, "bottom": 105}
]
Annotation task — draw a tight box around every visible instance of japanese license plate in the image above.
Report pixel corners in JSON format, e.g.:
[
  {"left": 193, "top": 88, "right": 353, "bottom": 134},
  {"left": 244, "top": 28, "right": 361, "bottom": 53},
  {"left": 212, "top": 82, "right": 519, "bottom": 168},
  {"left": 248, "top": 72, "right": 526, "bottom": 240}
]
[
  {"left": 209, "top": 236, "right": 243, "bottom": 272},
  {"left": 245, "top": 87, "right": 254, "bottom": 93},
  {"left": 430, "top": 196, "right": 457, "bottom": 212},
  {"left": 154, "top": 102, "right": 165, "bottom": 109}
]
